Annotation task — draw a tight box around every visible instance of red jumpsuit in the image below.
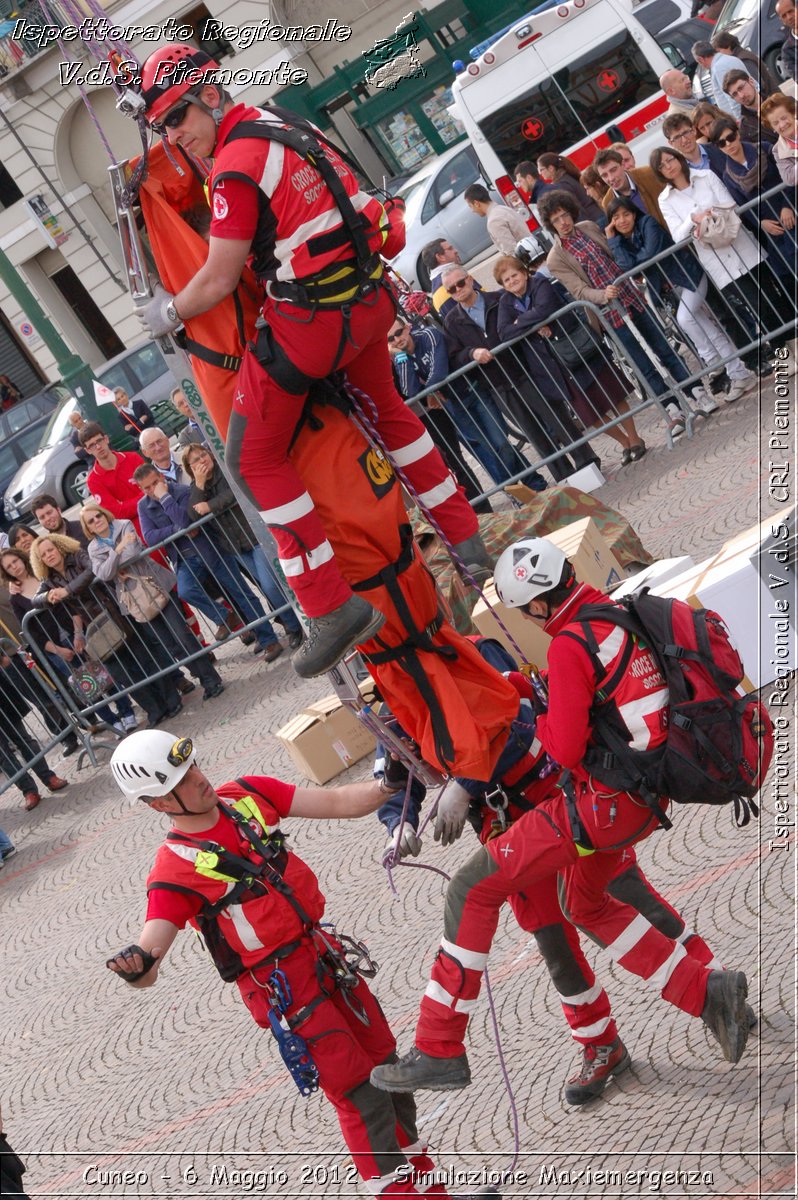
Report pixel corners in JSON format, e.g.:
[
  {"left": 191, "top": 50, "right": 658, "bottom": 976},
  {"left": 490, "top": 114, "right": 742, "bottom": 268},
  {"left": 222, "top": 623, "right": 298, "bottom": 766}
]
[
  {"left": 415, "top": 585, "right": 717, "bottom": 1058},
  {"left": 145, "top": 776, "right": 449, "bottom": 1197},
  {"left": 208, "top": 106, "right": 478, "bottom": 618}
]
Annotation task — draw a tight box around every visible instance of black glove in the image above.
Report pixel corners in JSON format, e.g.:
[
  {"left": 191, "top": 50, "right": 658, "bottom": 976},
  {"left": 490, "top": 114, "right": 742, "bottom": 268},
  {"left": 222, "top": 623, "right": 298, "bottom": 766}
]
[{"left": 106, "top": 944, "right": 157, "bottom": 983}]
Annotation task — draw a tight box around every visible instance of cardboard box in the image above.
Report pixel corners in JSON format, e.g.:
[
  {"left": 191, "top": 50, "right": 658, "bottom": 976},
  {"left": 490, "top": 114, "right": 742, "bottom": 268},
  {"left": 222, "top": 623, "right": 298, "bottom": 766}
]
[
  {"left": 471, "top": 517, "right": 624, "bottom": 667},
  {"left": 276, "top": 692, "right": 377, "bottom": 785},
  {"left": 564, "top": 464, "right": 605, "bottom": 493}
]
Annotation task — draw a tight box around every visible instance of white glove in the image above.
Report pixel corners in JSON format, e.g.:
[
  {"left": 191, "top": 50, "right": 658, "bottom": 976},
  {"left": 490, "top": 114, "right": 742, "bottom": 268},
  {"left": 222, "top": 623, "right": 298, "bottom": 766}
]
[
  {"left": 433, "top": 780, "right": 471, "bottom": 846},
  {"left": 137, "top": 285, "right": 181, "bottom": 339},
  {"left": 385, "top": 824, "right": 422, "bottom": 863}
]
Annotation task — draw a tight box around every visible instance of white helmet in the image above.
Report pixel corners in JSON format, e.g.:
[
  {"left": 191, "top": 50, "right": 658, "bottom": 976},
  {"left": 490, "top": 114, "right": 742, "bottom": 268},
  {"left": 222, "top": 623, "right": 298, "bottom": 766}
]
[
  {"left": 110, "top": 730, "right": 195, "bottom": 802},
  {"left": 493, "top": 538, "right": 568, "bottom": 609}
]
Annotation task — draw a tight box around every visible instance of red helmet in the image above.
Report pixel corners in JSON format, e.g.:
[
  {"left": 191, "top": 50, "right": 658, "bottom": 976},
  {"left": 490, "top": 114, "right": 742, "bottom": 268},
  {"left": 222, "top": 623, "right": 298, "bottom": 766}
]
[{"left": 140, "top": 44, "right": 219, "bottom": 125}]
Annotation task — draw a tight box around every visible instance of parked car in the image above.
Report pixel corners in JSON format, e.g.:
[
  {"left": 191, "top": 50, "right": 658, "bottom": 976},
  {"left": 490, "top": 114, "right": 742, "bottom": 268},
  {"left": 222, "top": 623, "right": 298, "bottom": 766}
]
[
  {"left": 387, "top": 142, "right": 500, "bottom": 290},
  {"left": 3, "top": 343, "right": 188, "bottom": 524},
  {"left": 0, "top": 384, "right": 73, "bottom": 530},
  {"left": 693, "top": 0, "right": 790, "bottom": 99},
  {"left": 656, "top": 17, "right": 722, "bottom": 77}
]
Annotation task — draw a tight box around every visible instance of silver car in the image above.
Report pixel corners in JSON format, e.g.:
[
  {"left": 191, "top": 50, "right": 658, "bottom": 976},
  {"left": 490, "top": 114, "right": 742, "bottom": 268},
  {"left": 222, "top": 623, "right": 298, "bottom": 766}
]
[{"left": 387, "top": 143, "right": 499, "bottom": 290}]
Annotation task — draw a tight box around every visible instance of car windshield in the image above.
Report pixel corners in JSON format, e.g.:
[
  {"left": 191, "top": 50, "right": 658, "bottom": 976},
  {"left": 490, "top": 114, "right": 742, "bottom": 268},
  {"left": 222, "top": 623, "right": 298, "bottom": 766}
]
[
  {"left": 397, "top": 176, "right": 430, "bottom": 221},
  {"left": 39, "top": 396, "right": 78, "bottom": 451},
  {"left": 714, "top": 0, "right": 764, "bottom": 29}
]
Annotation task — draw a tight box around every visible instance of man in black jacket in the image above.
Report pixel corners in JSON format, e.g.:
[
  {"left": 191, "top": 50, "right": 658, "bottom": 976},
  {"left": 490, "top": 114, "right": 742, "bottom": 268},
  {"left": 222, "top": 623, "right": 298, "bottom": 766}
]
[{"left": 442, "top": 268, "right": 599, "bottom": 485}]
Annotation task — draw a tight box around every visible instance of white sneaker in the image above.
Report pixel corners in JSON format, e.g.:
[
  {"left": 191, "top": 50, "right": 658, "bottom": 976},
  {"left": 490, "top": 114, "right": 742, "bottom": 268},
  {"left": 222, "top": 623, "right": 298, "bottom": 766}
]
[
  {"left": 666, "top": 405, "right": 686, "bottom": 438},
  {"left": 121, "top": 714, "right": 138, "bottom": 731},
  {"left": 690, "top": 386, "right": 718, "bottom": 415},
  {"left": 725, "top": 371, "right": 757, "bottom": 403}
]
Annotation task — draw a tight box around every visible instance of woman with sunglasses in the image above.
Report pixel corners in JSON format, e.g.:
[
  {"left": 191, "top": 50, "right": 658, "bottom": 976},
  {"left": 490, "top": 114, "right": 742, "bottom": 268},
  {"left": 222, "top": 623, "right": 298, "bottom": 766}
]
[
  {"left": 652, "top": 147, "right": 774, "bottom": 377},
  {"left": 710, "top": 115, "right": 797, "bottom": 356}
]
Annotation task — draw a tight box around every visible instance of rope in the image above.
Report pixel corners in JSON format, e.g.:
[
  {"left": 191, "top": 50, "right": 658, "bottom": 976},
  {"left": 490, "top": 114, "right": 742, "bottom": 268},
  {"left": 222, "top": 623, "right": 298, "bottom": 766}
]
[{"left": 382, "top": 849, "right": 521, "bottom": 1174}]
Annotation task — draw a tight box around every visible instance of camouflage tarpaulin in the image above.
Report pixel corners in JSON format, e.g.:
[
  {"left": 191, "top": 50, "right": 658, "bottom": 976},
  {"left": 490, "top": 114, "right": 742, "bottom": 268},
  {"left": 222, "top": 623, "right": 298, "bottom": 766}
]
[{"left": 415, "top": 486, "right": 654, "bottom": 635}]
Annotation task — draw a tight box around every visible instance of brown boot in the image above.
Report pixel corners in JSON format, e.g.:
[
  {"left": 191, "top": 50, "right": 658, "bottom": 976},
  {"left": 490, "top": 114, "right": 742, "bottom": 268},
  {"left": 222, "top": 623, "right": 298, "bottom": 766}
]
[
  {"left": 46, "top": 775, "right": 68, "bottom": 792},
  {"left": 23, "top": 791, "right": 41, "bottom": 811}
]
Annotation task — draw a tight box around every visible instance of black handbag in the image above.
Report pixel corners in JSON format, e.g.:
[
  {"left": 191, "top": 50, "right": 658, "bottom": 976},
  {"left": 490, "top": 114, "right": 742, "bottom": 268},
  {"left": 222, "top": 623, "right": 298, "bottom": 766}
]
[{"left": 549, "top": 319, "right": 603, "bottom": 369}]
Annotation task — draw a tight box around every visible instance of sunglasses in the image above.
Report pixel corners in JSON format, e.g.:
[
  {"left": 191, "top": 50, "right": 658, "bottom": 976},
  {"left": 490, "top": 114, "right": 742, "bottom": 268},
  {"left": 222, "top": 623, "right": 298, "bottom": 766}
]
[
  {"left": 152, "top": 99, "right": 191, "bottom": 135},
  {"left": 715, "top": 133, "right": 739, "bottom": 148},
  {"left": 445, "top": 278, "right": 469, "bottom": 294},
  {"left": 387, "top": 329, "right": 405, "bottom": 342}
]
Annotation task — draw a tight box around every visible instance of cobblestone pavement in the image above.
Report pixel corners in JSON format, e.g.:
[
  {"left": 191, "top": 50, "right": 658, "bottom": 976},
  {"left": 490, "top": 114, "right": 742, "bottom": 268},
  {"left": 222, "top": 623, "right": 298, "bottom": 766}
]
[{"left": 1, "top": 382, "right": 794, "bottom": 1199}]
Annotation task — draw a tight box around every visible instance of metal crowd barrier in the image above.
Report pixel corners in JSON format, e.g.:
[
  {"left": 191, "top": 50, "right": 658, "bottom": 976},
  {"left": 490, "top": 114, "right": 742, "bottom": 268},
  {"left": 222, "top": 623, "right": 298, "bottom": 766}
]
[
  {"left": 4, "top": 505, "right": 299, "bottom": 793},
  {"left": 402, "top": 180, "right": 796, "bottom": 503}
]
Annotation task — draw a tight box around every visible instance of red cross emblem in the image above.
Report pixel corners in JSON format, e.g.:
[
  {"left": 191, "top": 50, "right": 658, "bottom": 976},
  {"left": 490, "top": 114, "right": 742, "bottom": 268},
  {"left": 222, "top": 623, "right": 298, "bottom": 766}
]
[
  {"left": 514, "top": 565, "right": 528, "bottom": 580},
  {"left": 597, "top": 69, "right": 619, "bottom": 91},
  {"left": 521, "top": 116, "right": 544, "bottom": 141}
]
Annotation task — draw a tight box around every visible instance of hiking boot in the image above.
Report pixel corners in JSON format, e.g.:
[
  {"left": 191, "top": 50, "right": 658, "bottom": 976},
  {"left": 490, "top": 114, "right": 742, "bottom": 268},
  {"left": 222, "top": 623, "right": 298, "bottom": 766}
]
[
  {"left": 701, "top": 969, "right": 749, "bottom": 1064},
  {"left": 370, "top": 1046, "right": 471, "bottom": 1093},
  {"left": 23, "top": 791, "right": 41, "bottom": 811},
  {"left": 292, "top": 596, "right": 385, "bottom": 679},
  {"left": 450, "top": 533, "right": 493, "bottom": 585},
  {"left": 564, "top": 1037, "right": 631, "bottom": 1106}
]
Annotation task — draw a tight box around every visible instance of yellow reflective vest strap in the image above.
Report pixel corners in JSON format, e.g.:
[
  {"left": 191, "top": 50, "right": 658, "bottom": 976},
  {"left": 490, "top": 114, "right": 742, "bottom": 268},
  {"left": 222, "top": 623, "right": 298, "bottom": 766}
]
[
  {"left": 170, "top": 795, "right": 282, "bottom": 885},
  {"left": 230, "top": 793, "right": 281, "bottom": 837}
]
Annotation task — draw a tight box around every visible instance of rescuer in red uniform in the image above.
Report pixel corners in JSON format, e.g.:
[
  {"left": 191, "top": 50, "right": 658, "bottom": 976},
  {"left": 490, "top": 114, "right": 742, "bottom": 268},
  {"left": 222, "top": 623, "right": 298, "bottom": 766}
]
[
  {"left": 370, "top": 538, "right": 751, "bottom": 1096},
  {"left": 136, "top": 45, "right": 488, "bottom": 679},
  {"left": 107, "top": 730, "right": 499, "bottom": 1199}
]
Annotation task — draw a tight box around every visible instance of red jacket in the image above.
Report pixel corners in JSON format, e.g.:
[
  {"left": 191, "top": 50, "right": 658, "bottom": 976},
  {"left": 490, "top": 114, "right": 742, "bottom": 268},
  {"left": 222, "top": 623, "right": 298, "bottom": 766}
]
[
  {"left": 87, "top": 451, "right": 146, "bottom": 535},
  {"left": 210, "top": 105, "right": 388, "bottom": 287},
  {"left": 533, "top": 584, "right": 669, "bottom": 772}
]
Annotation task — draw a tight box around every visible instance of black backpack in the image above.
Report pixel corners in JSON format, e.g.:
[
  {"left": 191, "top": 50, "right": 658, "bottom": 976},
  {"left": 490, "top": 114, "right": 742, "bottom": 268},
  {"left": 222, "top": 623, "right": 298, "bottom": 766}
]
[{"left": 561, "top": 590, "right": 774, "bottom": 828}]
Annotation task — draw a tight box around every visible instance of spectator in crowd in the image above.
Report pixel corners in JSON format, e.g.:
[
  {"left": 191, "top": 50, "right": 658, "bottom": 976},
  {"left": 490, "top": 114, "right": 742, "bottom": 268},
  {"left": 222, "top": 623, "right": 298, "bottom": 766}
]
[
  {"left": 0, "top": 1103, "right": 28, "bottom": 1196},
  {"left": 464, "top": 183, "right": 530, "bottom": 255},
  {"left": 652, "top": 147, "right": 774, "bottom": 377},
  {"left": 777, "top": 0, "right": 798, "bottom": 81},
  {"left": 722, "top": 71, "right": 778, "bottom": 144},
  {"left": 691, "top": 40, "right": 749, "bottom": 116},
  {"left": 29, "top": 533, "right": 165, "bottom": 731},
  {"left": 579, "top": 166, "right": 609, "bottom": 225},
  {"left": 0, "top": 828, "right": 16, "bottom": 865},
  {"left": 494, "top": 254, "right": 646, "bottom": 463},
  {"left": 0, "top": 568, "right": 79, "bottom": 753},
  {"left": 388, "top": 316, "right": 492, "bottom": 512},
  {"left": 81, "top": 502, "right": 224, "bottom": 705},
  {"left": 1, "top": 546, "right": 83, "bottom": 705},
  {"left": 81, "top": 423, "right": 147, "bottom": 536},
  {"left": 712, "top": 30, "right": 779, "bottom": 95},
  {"left": 140, "top": 426, "right": 190, "bottom": 486},
  {"left": 112, "top": 387, "right": 155, "bottom": 438},
  {"left": 594, "top": 148, "right": 667, "bottom": 226},
  {"left": 68, "top": 410, "right": 93, "bottom": 465},
  {"left": 135, "top": 464, "right": 280, "bottom": 656},
  {"left": 514, "top": 160, "right": 544, "bottom": 205},
  {"left": 709, "top": 115, "right": 798, "bottom": 348},
  {"left": 693, "top": 100, "right": 728, "bottom": 142},
  {"left": 31, "top": 494, "right": 88, "bottom": 547},
  {"left": 663, "top": 112, "right": 727, "bottom": 176},
  {"left": 609, "top": 143, "right": 637, "bottom": 171},
  {"left": 0, "top": 639, "right": 68, "bottom": 810},
  {"left": 660, "top": 69, "right": 701, "bottom": 117},
  {"left": 172, "top": 387, "right": 209, "bottom": 449},
  {"left": 420, "top": 238, "right": 470, "bottom": 318},
  {"left": 440, "top": 266, "right": 566, "bottom": 489},
  {"left": 535, "top": 154, "right": 604, "bottom": 222},
  {"left": 395, "top": 274, "right": 527, "bottom": 490},
  {"left": 761, "top": 93, "right": 798, "bottom": 182},
  {"left": 605, "top": 196, "right": 756, "bottom": 403},
  {"left": 0, "top": 374, "right": 21, "bottom": 410},
  {"left": 539, "top": 189, "right": 714, "bottom": 435},
  {"left": 8, "top": 524, "right": 38, "bottom": 554},
  {"left": 182, "top": 443, "right": 304, "bottom": 661}
]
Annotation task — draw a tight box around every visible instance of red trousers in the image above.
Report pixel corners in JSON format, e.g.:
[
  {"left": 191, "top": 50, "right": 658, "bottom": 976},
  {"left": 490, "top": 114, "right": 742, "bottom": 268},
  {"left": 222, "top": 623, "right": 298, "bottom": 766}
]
[
  {"left": 416, "top": 779, "right": 714, "bottom": 1057},
  {"left": 226, "top": 288, "right": 477, "bottom": 617},
  {"left": 239, "top": 941, "right": 448, "bottom": 1196}
]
